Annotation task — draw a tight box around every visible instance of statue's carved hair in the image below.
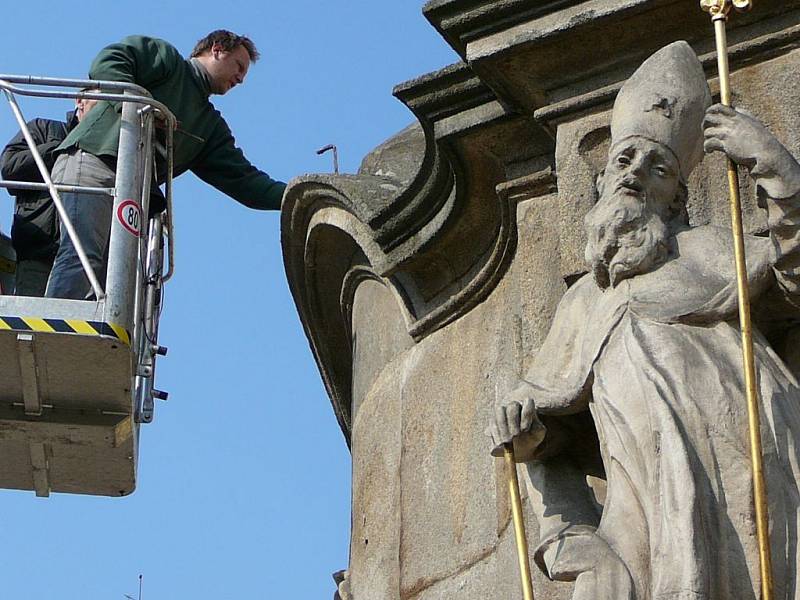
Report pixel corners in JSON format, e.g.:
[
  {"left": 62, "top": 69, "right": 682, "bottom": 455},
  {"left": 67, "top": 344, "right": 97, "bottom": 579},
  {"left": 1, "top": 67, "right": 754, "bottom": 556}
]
[{"left": 191, "top": 30, "right": 260, "bottom": 62}]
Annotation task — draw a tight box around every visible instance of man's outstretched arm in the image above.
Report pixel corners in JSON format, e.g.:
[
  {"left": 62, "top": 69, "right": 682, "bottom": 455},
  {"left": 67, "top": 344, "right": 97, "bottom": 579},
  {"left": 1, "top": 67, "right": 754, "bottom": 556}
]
[{"left": 192, "top": 118, "right": 286, "bottom": 211}]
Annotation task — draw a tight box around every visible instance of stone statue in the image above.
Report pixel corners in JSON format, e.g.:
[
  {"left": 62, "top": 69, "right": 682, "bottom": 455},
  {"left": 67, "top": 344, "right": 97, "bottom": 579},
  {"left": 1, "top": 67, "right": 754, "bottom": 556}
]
[{"left": 488, "top": 41, "right": 800, "bottom": 600}]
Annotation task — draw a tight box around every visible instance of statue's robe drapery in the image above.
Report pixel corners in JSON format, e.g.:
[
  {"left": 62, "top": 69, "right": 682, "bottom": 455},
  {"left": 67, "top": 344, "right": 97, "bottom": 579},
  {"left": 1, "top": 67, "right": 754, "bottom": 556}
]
[{"left": 526, "top": 174, "right": 800, "bottom": 599}]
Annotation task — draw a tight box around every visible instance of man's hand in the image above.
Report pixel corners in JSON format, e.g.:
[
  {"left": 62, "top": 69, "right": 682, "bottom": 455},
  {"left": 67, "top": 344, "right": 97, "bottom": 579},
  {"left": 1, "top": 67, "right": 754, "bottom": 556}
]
[
  {"left": 487, "top": 381, "right": 547, "bottom": 461},
  {"left": 154, "top": 110, "right": 178, "bottom": 131},
  {"left": 703, "top": 104, "right": 784, "bottom": 170}
]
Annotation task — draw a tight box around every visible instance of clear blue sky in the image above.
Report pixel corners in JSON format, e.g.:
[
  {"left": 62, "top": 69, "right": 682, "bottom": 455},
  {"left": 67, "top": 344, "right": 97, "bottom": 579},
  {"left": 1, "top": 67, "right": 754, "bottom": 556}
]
[{"left": 0, "top": 3, "right": 458, "bottom": 598}]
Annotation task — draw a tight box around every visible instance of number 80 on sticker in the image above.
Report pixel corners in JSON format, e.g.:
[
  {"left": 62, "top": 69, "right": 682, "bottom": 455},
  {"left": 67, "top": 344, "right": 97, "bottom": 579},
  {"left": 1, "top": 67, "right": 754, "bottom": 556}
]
[{"left": 117, "top": 199, "right": 142, "bottom": 237}]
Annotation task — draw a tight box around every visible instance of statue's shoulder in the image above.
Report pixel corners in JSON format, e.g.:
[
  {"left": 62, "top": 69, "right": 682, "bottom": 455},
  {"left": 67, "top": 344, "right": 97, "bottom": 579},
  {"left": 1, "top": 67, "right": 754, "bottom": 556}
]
[
  {"left": 674, "top": 224, "right": 730, "bottom": 254},
  {"left": 553, "top": 271, "right": 629, "bottom": 325},
  {"left": 674, "top": 224, "right": 773, "bottom": 275},
  {"left": 559, "top": 271, "right": 603, "bottom": 308}
]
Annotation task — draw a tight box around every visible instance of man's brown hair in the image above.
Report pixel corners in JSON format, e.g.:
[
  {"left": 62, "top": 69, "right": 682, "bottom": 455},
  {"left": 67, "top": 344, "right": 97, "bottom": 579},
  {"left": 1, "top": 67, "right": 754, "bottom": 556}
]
[{"left": 190, "top": 30, "right": 260, "bottom": 62}]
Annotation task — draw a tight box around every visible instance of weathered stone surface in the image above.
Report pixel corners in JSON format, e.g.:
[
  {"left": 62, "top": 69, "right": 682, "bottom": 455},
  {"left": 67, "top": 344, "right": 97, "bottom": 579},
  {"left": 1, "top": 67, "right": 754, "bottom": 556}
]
[
  {"left": 282, "top": 2, "right": 800, "bottom": 598},
  {"left": 350, "top": 280, "right": 414, "bottom": 419},
  {"left": 396, "top": 286, "right": 504, "bottom": 597},
  {"left": 349, "top": 343, "right": 403, "bottom": 598}
]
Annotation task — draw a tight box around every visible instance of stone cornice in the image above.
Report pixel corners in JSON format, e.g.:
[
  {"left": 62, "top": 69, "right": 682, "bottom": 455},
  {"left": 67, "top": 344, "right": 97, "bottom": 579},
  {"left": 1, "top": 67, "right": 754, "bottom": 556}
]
[
  {"left": 282, "top": 62, "right": 550, "bottom": 441},
  {"left": 423, "top": 0, "right": 582, "bottom": 59},
  {"left": 534, "top": 18, "right": 800, "bottom": 125},
  {"left": 427, "top": 0, "right": 800, "bottom": 121}
]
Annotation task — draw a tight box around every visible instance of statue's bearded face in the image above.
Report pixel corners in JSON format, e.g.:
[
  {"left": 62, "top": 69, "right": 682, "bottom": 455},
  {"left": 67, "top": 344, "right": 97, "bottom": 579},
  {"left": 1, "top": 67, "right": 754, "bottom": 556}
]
[{"left": 584, "top": 137, "right": 683, "bottom": 289}]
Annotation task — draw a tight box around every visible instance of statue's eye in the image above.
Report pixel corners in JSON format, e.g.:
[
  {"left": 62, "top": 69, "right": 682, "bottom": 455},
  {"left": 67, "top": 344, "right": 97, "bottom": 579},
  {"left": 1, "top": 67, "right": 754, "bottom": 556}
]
[
  {"left": 653, "top": 165, "right": 669, "bottom": 177},
  {"left": 617, "top": 155, "right": 631, "bottom": 166}
]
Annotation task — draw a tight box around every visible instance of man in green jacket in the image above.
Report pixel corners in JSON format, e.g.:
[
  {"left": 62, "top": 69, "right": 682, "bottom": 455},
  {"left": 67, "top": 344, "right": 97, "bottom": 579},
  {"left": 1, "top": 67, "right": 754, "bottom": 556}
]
[{"left": 46, "top": 30, "right": 287, "bottom": 299}]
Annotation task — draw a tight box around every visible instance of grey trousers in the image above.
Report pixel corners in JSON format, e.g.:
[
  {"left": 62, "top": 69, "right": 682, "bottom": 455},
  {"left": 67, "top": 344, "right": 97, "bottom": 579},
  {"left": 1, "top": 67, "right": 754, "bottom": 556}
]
[
  {"left": 45, "top": 150, "right": 115, "bottom": 300},
  {"left": 14, "top": 257, "right": 53, "bottom": 297}
]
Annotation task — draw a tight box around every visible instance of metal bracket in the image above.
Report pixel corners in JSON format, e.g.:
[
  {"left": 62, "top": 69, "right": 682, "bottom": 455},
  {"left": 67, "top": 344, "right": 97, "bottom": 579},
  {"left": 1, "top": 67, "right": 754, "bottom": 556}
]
[
  {"left": 29, "top": 442, "right": 50, "bottom": 498},
  {"left": 16, "top": 333, "right": 42, "bottom": 416}
]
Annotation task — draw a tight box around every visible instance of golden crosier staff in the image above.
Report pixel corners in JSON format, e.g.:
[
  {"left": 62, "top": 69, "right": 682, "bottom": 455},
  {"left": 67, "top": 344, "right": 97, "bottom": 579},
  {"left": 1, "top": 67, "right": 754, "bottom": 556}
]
[
  {"left": 699, "top": 1, "right": 774, "bottom": 598},
  {"left": 503, "top": 443, "right": 535, "bottom": 600}
]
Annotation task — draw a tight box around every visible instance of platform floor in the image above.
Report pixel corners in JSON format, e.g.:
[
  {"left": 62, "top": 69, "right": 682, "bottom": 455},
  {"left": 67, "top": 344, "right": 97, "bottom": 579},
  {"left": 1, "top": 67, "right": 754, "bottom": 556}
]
[{"left": 0, "top": 322, "right": 138, "bottom": 497}]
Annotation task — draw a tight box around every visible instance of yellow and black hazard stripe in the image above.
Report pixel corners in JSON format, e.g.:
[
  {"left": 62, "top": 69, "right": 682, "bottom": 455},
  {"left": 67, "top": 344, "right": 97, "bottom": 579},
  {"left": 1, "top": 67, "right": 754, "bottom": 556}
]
[{"left": 0, "top": 316, "right": 130, "bottom": 346}]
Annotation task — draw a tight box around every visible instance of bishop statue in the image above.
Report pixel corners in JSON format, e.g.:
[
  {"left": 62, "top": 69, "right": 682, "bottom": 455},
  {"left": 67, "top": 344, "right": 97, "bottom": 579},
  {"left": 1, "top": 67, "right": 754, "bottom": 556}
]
[{"left": 489, "top": 41, "right": 800, "bottom": 600}]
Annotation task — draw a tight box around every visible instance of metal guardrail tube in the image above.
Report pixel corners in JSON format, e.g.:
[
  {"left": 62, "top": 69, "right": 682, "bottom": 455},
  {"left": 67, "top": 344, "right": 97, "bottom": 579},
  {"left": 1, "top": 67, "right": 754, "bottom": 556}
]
[
  {"left": 0, "top": 74, "right": 151, "bottom": 96},
  {"left": 0, "top": 180, "right": 114, "bottom": 195},
  {"left": 0, "top": 85, "right": 174, "bottom": 124},
  {"left": 2, "top": 89, "right": 105, "bottom": 299},
  {"left": 0, "top": 75, "right": 177, "bottom": 135},
  {"left": 131, "top": 111, "right": 154, "bottom": 352},
  {"left": 137, "top": 103, "right": 175, "bottom": 283},
  {"left": 162, "top": 124, "right": 175, "bottom": 283},
  {"left": 136, "top": 214, "right": 165, "bottom": 423},
  {"left": 105, "top": 90, "right": 144, "bottom": 327}
]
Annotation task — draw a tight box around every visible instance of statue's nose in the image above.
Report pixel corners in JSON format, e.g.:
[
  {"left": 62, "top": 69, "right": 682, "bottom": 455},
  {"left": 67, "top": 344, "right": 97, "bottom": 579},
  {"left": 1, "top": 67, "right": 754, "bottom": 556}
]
[
  {"left": 627, "top": 157, "right": 648, "bottom": 178},
  {"left": 620, "top": 173, "right": 644, "bottom": 192}
]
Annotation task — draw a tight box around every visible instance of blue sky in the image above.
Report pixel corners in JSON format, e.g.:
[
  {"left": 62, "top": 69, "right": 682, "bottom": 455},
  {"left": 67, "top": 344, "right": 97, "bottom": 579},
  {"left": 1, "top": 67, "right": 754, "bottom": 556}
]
[{"left": 0, "top": 3, "right": 458, "bottom": 598}]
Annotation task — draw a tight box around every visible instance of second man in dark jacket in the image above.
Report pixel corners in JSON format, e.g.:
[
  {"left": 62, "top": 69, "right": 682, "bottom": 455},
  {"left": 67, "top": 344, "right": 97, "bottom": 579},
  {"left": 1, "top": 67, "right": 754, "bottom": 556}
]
[{"left": 0, "top": 95, "right": 97, "bottom": 296}]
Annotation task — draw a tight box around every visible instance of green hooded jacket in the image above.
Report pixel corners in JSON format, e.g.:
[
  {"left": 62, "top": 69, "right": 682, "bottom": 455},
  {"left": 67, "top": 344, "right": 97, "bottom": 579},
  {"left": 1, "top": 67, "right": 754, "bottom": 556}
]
[{"left": 58, "top": 35, "right": 285, "bottom": 210}]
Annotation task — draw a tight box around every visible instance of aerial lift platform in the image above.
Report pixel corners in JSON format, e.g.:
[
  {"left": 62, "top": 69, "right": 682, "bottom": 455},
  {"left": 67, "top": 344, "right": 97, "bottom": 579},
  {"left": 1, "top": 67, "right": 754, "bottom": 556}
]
[{"left": 0, "top": 75, "right": 175, "bottom": 497}]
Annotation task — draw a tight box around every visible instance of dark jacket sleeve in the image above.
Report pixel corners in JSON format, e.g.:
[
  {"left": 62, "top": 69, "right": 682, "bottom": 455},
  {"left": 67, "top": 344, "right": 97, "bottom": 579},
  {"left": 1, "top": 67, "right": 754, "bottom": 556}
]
[
  {"left": 0, "top": 119, "right": 64, "bottom": 192},
  {"left": 89, "top": 35, "right": 179, "bottom": 89},
  {"left": 191, "top": 115, "right": 286, "bottom": 211}
]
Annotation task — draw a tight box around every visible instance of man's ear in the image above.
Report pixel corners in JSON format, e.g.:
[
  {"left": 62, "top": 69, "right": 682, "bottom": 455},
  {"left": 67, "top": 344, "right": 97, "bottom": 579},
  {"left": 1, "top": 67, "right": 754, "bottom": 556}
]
[{"left": 211, "top": 42, "right": 224, "bottom": 58}]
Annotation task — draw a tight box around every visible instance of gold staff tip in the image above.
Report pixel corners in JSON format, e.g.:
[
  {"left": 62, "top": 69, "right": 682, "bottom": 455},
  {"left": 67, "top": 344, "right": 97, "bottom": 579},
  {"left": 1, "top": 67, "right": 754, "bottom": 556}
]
[
  {"left": 700, "top": 0, "right": 725, "bottom": 15},
  {"left": 700, "top": 0, "right": 752, "bottom": 15}
]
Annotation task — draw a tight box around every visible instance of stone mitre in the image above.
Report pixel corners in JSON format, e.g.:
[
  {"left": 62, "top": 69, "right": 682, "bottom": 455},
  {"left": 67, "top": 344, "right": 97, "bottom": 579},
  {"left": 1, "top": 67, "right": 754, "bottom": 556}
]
[{"left": 610, "top": 41, "right": 712, "bottom": 181}]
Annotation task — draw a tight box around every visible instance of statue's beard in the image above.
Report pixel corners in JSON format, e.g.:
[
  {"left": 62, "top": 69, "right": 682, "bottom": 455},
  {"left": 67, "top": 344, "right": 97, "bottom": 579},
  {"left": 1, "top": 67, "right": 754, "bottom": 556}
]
[{"left": 584, "top": 187, "right": 672, "bottom": 289}]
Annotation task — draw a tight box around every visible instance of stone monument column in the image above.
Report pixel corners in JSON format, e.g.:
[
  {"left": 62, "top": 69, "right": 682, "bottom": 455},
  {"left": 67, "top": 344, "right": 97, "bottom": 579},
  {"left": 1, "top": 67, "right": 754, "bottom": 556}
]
[{"left": 283, "top": 1, "right": 800, "bottom": 598}]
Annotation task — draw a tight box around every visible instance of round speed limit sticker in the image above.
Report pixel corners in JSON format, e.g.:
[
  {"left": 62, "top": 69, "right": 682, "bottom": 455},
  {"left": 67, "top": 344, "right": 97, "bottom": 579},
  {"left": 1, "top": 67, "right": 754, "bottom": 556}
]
[{"left": 117, "top": 199, "right": 142, "bottom": 237}]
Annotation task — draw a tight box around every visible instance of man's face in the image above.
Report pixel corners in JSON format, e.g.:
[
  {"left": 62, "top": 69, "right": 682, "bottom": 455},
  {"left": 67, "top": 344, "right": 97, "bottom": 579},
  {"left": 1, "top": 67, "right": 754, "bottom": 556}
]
[
  {"left": 204, "top": 43, "right": 251, "bottom": 95},
  {"left": 584, "top": 137, "right": 683, "bottom": 288},
  {"left": 75, "top": 95, "right": 98, "bottom": 122}
]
